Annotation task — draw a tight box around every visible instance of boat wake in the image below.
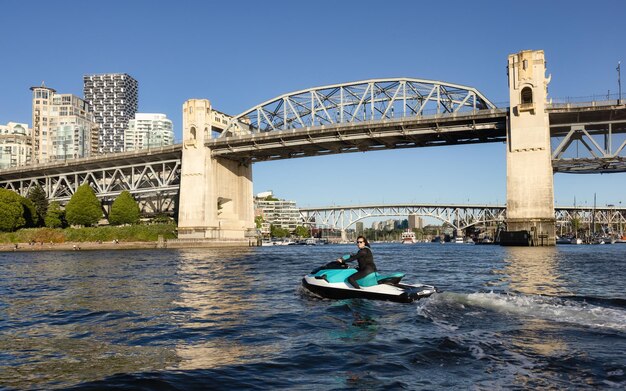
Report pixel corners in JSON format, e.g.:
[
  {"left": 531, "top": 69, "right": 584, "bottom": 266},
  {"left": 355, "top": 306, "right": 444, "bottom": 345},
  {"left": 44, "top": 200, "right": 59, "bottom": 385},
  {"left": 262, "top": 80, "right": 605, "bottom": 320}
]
[{"left": 419, "top": 291, "right": 626, "bottom": 333}]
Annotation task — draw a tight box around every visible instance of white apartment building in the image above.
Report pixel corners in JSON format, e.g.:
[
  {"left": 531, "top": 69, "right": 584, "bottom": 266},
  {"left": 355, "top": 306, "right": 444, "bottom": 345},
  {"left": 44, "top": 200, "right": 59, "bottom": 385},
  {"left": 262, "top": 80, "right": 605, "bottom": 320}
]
[
  {"left": 0, "top": 122, "right": 32, "bottom": 169},
  {"left": 30, "top": 84, "right": 99, "bottom": 163},
  {"left": 254, "top": 191, "right": 301, "bottom": 235},
  {"left": 83, "top": 73, "right": 138, "bottom": 153},
  {"left": 125, "top": 113, "right": 174, "bottom": 151}
]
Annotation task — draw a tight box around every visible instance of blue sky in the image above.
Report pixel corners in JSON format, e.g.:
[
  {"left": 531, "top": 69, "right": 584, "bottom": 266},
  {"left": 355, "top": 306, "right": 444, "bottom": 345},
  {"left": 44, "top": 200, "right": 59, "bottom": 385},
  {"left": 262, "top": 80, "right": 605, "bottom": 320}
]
[{"left": 1, "top": 0, "right": 625, "bottom": 208}]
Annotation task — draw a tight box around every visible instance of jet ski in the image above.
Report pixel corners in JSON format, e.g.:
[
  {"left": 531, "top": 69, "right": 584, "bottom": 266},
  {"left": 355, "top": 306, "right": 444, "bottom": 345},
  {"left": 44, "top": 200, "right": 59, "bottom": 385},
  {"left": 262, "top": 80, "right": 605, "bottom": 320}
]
[{"left": 302, "top": 261, "right": 438, "bottom": 303}]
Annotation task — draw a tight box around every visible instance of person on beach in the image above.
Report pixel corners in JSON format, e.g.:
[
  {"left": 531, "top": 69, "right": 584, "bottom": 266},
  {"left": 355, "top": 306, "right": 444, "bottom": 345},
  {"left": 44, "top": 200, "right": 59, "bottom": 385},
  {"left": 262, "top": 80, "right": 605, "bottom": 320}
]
[{"left": 336, "top": 235, "right": 377, "bottom": 289}]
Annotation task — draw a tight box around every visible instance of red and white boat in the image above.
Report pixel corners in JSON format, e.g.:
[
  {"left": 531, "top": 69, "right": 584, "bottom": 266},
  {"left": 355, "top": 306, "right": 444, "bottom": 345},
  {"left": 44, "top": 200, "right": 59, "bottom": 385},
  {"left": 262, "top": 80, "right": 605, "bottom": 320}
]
[{"left": 401, "top": 229, "right": 417, "bottom": 244}]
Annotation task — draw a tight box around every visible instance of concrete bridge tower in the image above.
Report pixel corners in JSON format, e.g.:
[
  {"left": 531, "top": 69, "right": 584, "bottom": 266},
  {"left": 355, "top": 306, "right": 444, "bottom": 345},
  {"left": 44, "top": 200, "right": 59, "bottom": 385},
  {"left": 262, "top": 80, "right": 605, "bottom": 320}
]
[
  {"left": 505, "top": 50, "right": 555, "bottom": 245},
  {"left": 177, "top": 99, "right": 256, "bottom": 243}
]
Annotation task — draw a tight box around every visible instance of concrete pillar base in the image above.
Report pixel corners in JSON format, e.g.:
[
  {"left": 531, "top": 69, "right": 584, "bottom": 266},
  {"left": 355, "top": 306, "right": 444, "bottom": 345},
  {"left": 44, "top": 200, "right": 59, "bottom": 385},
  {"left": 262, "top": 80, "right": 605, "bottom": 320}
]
[
  {"left": 178, "top": 227, "right": 257, "bottom": 241},
  {"left": 505, "top": 218, "right": 556, "bottom": 246}
]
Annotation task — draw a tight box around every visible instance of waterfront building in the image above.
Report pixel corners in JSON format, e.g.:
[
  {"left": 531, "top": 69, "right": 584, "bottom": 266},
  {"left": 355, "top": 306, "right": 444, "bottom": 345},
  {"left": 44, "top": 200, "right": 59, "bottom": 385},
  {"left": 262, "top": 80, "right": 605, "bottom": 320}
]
[
  {"left": 83, "top": 73, "right": 138, "bottom": 153},
  {"left": 0, "top": 122, "right": 32, "bottom": 169},
  {"left": 254, "top": 191, "right": 301, "bottom": 235},
  {"left": 356, "top": 222, "right": 364, "bottom": 235},
  {"left": 125, "top": 113, "right": 174, "bottom": 151},
  {"left": 30, "top": 84, "right": 99, "bottom": 163}
]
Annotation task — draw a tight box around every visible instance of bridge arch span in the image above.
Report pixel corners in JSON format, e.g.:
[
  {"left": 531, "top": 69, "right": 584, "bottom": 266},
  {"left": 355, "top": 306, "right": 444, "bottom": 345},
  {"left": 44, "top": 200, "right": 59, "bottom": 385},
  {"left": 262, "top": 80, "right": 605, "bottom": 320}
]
[
  {"left": 299, "top": 204, "right": 507, "bottom": 233},
  {"left": 221, "top": 78, "right": 496, "bottom": 137}
]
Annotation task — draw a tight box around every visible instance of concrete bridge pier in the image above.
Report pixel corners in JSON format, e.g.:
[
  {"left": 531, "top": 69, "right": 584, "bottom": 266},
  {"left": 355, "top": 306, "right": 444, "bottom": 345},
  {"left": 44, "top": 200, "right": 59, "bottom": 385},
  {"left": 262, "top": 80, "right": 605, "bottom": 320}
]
[
  {"left": 504, "top": 50, "right": 556, "bottom": 246},
  {"left": 177, "top": 99, "right": 256, "bottom": 243}
]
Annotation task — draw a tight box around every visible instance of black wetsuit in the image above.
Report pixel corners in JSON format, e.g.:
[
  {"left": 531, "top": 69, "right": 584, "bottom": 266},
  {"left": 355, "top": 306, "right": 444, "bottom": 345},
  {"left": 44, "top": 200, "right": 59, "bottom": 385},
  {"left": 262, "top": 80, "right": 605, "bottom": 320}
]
[{"left": 343, "top": 246, "right": 377, "bottom": 289}]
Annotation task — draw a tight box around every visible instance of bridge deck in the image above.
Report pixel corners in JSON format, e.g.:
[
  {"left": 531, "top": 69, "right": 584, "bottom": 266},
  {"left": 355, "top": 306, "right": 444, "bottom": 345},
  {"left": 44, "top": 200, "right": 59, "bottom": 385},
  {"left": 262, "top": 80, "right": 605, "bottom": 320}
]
[{"left": 208, "top": 109, "right": 508, "bottom": 162}]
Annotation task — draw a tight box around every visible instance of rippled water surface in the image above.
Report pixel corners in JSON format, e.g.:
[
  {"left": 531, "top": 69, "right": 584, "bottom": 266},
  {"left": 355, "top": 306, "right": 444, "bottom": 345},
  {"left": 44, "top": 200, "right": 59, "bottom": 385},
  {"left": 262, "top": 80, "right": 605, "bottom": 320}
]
[{"left": 1, "top": 243, "right": 625, "bottom": 389}]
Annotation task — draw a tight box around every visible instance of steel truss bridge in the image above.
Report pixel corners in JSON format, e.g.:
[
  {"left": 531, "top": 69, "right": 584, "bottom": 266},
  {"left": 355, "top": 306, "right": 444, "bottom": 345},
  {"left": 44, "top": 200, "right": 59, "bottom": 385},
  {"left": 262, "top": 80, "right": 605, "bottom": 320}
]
[
  {"left": 0, "top": 78, "right": 625, "bottom": 214},
  {"left": 299, "top": 204, "right": 626, "bottom": 232},
  {"left": 210, "top": 78, "right": 626, "bottom": 173},
  {"left": 0, "top": 145, "right": 181, "bottom": 215}
]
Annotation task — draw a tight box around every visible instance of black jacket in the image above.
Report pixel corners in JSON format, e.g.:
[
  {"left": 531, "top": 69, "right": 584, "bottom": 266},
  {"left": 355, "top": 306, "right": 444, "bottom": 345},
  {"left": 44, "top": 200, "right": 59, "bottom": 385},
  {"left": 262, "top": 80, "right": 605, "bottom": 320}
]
[{"left": 344, "top": 247, "right": 377, "bottom": 273}]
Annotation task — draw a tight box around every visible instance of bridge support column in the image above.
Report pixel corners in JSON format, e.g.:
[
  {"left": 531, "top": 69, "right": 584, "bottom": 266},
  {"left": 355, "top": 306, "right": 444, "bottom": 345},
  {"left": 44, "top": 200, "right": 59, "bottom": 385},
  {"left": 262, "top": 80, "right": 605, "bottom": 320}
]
[
  {"left": 504, "top": 50, "right": 555, "bottom": 246},
  {"left": 177, "top": 99, "right": 256, "bottom": 243}
]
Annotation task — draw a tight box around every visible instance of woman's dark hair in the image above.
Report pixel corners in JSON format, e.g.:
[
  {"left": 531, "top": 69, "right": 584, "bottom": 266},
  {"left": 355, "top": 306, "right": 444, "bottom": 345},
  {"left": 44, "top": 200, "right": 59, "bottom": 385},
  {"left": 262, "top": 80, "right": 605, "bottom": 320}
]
[{"left": 357, "top": 235, "right": 370, "bottom": 247}]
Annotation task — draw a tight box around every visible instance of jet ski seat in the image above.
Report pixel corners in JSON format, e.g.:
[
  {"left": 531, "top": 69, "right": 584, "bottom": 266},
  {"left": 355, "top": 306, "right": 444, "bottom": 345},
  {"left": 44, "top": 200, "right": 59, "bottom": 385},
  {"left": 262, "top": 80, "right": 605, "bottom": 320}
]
[
  {"left": 358, "top": 272, "right": 405, "bottom": 287},
  {"left": 313, "top": 269, "right": 406, "bottom": 287}
]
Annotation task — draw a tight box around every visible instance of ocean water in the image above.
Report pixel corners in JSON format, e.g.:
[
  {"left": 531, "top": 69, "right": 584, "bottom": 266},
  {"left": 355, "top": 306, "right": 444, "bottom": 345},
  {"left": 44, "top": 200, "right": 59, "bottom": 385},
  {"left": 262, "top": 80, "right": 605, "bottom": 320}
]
[{"left": 0, "top": 243, "right": 624, "bottom": 390}]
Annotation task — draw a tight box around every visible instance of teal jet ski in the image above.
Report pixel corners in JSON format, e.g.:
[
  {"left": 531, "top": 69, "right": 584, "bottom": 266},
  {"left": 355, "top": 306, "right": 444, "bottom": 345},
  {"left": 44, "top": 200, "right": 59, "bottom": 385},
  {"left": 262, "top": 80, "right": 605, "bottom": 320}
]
[{"left": 302, "top": 261, "right": 438, "bottom": 303}]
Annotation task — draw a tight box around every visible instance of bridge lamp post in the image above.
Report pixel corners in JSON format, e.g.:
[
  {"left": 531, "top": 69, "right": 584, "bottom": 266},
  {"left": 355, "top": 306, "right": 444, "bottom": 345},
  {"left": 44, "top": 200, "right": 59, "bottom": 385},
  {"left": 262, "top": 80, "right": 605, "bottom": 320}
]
[{"left": 618, "top": 61, "right": 622, "bottom": 104}]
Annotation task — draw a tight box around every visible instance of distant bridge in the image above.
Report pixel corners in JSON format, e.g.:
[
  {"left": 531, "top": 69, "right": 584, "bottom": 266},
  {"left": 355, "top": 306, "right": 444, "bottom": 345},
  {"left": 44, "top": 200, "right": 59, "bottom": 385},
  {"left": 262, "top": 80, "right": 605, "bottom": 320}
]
[{"left": 299, "top": 203, "right": 626, "bottom": 232}]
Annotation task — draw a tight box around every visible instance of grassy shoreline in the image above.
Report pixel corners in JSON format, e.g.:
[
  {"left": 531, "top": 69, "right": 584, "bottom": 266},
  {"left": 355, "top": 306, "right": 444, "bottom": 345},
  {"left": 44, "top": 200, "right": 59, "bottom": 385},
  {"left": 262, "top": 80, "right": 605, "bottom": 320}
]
[{"left": 0, "top": 224, "right": 178, "bottom": 244}]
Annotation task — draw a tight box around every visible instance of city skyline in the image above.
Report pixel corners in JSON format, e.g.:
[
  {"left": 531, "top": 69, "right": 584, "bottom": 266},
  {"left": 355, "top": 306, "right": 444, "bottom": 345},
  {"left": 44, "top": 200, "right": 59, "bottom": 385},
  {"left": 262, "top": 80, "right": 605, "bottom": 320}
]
[{"left": 1, "top": 0, "right": 625, "bottom": 208}]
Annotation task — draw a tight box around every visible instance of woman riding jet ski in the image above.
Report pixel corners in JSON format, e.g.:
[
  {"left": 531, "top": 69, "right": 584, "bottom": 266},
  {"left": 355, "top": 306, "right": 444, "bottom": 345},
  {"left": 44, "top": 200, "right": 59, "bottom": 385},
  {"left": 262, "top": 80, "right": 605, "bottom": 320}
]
[{"left": 301, "top": 236, "right": 438, "bottom": 303}]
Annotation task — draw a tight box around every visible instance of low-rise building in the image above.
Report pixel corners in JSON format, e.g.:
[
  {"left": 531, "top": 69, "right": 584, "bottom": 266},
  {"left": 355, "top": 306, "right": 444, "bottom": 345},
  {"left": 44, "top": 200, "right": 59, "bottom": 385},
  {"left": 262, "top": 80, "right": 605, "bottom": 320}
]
[
  {"left": 254, "top": 191, "right": 301, "bottom": 235},
  {"left": 0, "top": 122, "right": 32, "bottom": 169}
]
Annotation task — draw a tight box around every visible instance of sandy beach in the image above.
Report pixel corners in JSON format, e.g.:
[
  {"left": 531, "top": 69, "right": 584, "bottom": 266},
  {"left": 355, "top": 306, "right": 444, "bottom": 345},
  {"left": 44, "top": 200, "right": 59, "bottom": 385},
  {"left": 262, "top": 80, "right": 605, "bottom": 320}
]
[{"left": 0, "top": 241, "right": 161, "bottom": 252}]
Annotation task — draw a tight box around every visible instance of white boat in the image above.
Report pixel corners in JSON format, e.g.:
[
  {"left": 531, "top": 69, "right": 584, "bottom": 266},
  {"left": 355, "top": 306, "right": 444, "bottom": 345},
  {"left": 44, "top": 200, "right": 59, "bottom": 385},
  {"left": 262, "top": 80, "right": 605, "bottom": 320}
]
[
  {"left": 556, "top": 236, "right": 582, "bottom": 245},
  {"left": 401, "top": 229, "right": 417, "bottom": 244},
  {"left": 453, "top": 237, "right": 464, "bottom": 244}
]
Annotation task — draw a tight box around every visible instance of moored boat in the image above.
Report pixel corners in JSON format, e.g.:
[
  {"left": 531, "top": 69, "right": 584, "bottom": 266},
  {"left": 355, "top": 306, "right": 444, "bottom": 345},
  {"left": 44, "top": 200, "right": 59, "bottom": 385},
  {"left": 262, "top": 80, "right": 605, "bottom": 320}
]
[{"left": 401, "top": 229, "right": 417, "bottom": 244}]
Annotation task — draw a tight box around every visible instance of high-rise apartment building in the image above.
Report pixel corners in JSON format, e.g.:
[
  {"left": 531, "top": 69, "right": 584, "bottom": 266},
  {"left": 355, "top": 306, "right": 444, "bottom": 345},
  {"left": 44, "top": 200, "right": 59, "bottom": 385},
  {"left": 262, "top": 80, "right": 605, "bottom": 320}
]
[
  {"left": 409, "top": 214, "right": 423, "bottom": 229},
  {"left": 0, "top": 122, "right": 32, "bottom": 169},
  {"left": 83, "top": 73, "right": 138, "bottom": 153},
  {"left": 30, "top": 84, "right": 56, "bottom": 163},
  {"left": 30, "top": 84, "right": 99, "bottom": 163},
  {"left": 125, "top": 113, "right": 174, "bottom": 151}
]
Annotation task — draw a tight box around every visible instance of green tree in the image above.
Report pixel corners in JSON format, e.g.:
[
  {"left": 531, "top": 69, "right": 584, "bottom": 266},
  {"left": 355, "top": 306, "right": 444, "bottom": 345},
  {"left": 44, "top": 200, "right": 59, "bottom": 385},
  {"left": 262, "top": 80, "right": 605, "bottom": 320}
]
[
  {"left": 45, "top": 201, "right": 66, "bottom": 228},
  {"left": 109, "top": 191, "right": 140, "bottom": 225},
  {"left": 293, "top": 225, "right": 309, "bottom": 238},
  {"left": 20, "top": 197, "right": 39, "bottom": 227},
  {"left": 571, "top": 216, "right": 582, "bottom": 235},
  {"left": 27, "top": 185, "right": 48, "bottom": 226},
  {"left": 270, "top": 224, "right": 290, "bottom": 238},
  {"left": 255, "top": 215, "right": 264, "bottom": 229},
  {"left": 65, "top": 184, "right": 102, "bottom": 227},
  {"left": 0, "top": 188, "right": 27, "bottom": 232}
]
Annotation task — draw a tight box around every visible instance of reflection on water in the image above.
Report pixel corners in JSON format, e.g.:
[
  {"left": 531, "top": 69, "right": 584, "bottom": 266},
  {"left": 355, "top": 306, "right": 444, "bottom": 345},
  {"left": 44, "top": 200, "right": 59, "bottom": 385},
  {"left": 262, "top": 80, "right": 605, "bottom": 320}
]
[
  {"left": 501, "top": 247, "right": 571, "bottom": 368},
  {"left": 0, "top": 251, "right": 182, "bottom": 389},
  {"left": 502, "top": 247, "right": 570, "bottom": 296},
  {"left": 172, "top": 248, "right": 271, "bottom": 370}
]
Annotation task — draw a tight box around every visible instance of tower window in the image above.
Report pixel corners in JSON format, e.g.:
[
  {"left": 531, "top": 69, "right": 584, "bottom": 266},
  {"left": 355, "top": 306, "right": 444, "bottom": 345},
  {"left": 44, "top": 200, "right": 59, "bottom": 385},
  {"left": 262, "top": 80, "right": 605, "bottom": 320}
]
[{"left": 521, "top": 87, "right": 533, "bottom": 104}]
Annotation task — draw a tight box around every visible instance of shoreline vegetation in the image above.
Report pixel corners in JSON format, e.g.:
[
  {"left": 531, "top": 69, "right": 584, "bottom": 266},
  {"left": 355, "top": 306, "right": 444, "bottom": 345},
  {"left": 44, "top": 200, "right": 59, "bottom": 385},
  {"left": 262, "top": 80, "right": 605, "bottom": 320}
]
[{"left": 0, "top": 224, "right": 178, "bottom": 252}]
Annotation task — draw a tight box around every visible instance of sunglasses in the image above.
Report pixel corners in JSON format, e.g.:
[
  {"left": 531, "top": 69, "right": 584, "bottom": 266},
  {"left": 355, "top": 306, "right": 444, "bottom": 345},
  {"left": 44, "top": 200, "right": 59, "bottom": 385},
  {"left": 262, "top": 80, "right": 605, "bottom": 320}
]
[{"left": 357, "top": 240, "right": 364, "bottom": 243}]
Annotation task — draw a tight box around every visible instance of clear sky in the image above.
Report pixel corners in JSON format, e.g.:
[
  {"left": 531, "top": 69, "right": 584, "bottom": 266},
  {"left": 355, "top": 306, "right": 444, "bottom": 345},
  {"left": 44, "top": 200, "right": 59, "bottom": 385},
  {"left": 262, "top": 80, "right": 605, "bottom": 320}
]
[{"left": 1, "top": 0, "right": 625, "bottom": 209}]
